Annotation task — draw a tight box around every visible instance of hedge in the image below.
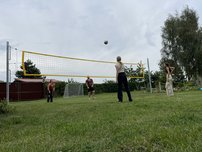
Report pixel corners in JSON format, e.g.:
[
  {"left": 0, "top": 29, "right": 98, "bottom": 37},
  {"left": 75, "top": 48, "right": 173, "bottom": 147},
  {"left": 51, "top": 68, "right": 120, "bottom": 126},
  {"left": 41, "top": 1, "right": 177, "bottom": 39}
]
[{"left": 44, "top": 81, "right": 137, "bottom": 97}]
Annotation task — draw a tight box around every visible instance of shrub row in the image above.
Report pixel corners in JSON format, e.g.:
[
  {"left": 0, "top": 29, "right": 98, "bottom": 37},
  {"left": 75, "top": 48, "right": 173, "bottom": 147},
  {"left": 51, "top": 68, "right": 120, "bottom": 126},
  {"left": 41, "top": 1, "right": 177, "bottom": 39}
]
[{"left": 44, "top": 81, "right": 139, "bottom": 97}]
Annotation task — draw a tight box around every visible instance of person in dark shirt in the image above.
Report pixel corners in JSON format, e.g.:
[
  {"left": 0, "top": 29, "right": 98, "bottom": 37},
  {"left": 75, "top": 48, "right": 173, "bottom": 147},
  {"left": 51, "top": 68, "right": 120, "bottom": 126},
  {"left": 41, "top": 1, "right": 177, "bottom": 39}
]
[{"left": 86, "top": 76, "right": 95, "bottom": 100}]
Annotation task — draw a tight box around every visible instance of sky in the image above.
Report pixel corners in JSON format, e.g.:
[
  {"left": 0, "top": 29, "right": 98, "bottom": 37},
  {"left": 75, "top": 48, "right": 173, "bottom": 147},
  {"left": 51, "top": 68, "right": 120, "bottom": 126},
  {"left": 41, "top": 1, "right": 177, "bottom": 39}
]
[{"left": 0, "top": 0, "right": 202, "bottom": 83}]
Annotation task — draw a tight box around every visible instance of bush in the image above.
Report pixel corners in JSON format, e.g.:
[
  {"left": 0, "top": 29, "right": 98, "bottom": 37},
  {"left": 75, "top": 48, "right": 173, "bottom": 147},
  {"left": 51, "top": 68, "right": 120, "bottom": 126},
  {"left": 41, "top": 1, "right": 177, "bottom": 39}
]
[
  {"left": 83, "top": 82, "right": 137, "bottom": 95},
  {"left": 44, "top": 81, "right": 67, "bottom": 97},
  {"left": 0, "top": 101, "right": 15, "bottom": 114},
  {"left": 54, "top": 81, "right": 67, "bottom": 96},
  {"left": 50, "top": 81, "right": 138, "bottom": 96},
  {"left": 174, "top": 81, "right": 198, "bottom": 91}
]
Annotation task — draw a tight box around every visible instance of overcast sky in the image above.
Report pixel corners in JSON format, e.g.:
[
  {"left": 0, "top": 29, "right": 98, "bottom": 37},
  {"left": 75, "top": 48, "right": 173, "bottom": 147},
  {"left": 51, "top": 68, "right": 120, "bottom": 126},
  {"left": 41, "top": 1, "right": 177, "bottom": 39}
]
[{"left": 0, "top": 0, "right": 202, "bottom": 83}]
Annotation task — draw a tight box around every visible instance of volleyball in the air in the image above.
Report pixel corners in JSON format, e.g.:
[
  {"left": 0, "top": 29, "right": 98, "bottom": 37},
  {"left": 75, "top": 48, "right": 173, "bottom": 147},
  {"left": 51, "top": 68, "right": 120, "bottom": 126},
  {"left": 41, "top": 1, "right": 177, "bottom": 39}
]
[{"left": 104, "top": 41, "right": 108, "bottom": 45}]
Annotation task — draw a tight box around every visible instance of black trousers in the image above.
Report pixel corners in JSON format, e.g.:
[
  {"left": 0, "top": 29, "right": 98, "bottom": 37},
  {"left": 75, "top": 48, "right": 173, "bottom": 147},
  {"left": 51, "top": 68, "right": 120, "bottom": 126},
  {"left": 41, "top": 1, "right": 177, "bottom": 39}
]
[
  {"left": 117, "top": 72, "right": 132, "bottom": 102},
  {"left": 47, "top": 91, "right": 53, "bottom": 102}
]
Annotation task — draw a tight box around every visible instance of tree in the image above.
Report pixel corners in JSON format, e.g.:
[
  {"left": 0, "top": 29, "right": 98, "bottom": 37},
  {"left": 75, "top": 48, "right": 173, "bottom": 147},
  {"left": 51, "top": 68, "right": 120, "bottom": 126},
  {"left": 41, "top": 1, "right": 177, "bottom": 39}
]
[
  {"left": 161, "top": 7, "right": 202, "bottom": 80},
  {"left": 124, "top": 63, "right": 145, "bottom": 90},
  {"left": 125, "top": 63, "right": 144, "bottom": 80},
  {"left": 143, "top": 70, "right": 161, "bottom": 89},
  {"left": 15, "top": 59, "right": 41, "bottom": 78}
]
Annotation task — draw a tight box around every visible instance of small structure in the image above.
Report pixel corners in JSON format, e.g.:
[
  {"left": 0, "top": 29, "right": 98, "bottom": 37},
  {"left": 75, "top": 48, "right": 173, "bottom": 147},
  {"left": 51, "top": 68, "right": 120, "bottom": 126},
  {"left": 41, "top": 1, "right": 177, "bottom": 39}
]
[{"left": 0, "top": 78, "right": 56, "bottom": 101}]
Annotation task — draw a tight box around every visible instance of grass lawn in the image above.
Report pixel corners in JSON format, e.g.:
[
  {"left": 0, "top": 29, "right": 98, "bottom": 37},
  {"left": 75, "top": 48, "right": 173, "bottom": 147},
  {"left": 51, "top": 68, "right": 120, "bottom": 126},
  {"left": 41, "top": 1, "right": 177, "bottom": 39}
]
[{"left": 0, "top": 91, "right": 202, "bottom": 152}]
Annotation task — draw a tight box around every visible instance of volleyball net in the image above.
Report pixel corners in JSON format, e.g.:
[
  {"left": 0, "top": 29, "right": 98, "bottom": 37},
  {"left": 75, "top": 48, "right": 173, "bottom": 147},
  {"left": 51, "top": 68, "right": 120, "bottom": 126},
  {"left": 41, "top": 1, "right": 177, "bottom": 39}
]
[{"left": 22, "top": 50, "right": 144, "bottom": 78}]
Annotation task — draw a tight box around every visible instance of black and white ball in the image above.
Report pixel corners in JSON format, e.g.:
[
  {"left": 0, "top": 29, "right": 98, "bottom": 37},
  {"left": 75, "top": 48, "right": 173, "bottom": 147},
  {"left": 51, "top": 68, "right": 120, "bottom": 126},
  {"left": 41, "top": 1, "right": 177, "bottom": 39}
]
[{"left": 104, "top": 41, "right": 108, "bottom": 45}]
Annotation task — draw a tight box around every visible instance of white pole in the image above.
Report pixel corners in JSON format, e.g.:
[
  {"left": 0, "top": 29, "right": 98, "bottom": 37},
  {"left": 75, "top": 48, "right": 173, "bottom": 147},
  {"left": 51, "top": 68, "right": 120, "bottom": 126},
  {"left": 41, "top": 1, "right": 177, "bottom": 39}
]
[
  {"left": 147, "top": 58, "right": 152, "bottom": 93},
  {"left": 6, "top": 41, "right": 10, "bottom": 103}
]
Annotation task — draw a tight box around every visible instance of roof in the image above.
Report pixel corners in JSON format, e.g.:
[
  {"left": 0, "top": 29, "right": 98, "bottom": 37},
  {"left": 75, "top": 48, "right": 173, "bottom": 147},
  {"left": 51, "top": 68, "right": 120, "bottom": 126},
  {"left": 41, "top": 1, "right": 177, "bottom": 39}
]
[{"left": 15, "top": 78, "right": 58, "bottom": 83}]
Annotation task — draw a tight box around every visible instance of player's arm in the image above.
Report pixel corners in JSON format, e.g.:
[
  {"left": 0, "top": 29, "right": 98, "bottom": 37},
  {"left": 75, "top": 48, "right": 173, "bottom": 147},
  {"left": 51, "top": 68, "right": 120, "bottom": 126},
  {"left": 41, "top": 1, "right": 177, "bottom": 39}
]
[
  {"left": 86, "top": 81, "right": 89, "bottom": 88},
  {"left": 47, "top": 83, "right": 50, "bottom": 93},
  {"left": 115, "top": 65, "right": 119, "bottom": 82},
  {"left": 166, "top": 67, "right": 170, "bottom": 74},
  {"left": 116, "top": 72, "right": 118, "bottom": 82},
  {"left": 53, "top": 83, "right": 55, "bottom": 91},
  {"left": 92, "top": 79, "right": 94, "bottom": 87},
  {"left": 170, "top": 67, "right": 175, "bottom": 74}
]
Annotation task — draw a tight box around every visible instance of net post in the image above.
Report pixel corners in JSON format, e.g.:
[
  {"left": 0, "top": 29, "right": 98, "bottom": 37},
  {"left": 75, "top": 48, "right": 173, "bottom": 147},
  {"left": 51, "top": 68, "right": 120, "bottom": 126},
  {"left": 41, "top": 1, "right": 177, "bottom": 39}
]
[
  {"left": 21, "top": 51, "right": 27, "bottom": 76},
  {"left": 147, "top": 58, "right": 152, "bottom": 93},
  {"left": 6, "top": 41, "right": 10, "bottom": 103}
]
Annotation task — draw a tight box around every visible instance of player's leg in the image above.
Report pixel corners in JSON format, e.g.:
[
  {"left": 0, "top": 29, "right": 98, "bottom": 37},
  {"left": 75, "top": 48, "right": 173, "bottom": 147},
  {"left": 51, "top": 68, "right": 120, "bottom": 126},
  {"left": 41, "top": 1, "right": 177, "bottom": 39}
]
[
  {"left": 118, "top": 74, "right": 123, "bottom": 102},
  {"left": 88, "top": 91, "right": 91, "bottom": 100},
  {"left": 123, "top": 75, "right": 132, "bottom": 101},
  {"left": 50, "top": 91, "right": 53, "bottom": 102},
  {"left": 47, "top": 92, "right": 50, "bottom": 102},
  {"left": 92, "top": 90, "right": 95, "bottom": 99}
]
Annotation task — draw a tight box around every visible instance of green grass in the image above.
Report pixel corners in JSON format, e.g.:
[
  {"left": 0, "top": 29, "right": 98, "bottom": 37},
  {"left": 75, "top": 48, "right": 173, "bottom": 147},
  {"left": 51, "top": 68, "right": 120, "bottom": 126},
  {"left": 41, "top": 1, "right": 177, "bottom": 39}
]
[{"left": 0, "top": 91, "right": 202, "bottom": 152}]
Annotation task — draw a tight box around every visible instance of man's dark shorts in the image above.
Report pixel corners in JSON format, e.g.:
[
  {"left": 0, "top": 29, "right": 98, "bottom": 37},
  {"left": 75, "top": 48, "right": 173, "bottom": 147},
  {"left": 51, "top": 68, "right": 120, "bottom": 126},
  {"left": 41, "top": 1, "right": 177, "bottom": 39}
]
[{"left": 88, "top": 87, "right": 95, "bottom": 92}]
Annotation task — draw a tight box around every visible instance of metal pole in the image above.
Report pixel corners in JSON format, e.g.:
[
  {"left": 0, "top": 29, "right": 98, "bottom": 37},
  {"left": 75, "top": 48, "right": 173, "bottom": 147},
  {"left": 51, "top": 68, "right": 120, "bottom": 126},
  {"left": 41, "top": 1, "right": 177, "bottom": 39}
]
[
  {"left": 147, "top": 58, "right": 152, "bottom": 93},
  {"left": 6, "top": 41, "right": 10, "bottom": 103}
]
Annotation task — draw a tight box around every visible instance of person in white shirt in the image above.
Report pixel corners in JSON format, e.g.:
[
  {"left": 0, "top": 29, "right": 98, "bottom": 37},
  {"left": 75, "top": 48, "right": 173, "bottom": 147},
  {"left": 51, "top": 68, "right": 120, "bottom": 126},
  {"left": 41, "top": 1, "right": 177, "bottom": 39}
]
[
  {"left": 115, "top": 56, "right": 132, "bottom": 102},
  {"left": 165, "top": 63, "right": 175, "bottom": 96}
]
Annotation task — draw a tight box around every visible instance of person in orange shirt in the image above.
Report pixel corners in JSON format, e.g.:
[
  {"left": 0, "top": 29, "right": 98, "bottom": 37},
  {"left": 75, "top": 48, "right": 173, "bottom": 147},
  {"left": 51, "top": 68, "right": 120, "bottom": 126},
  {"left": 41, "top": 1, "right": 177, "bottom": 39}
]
[{"left": 47, "top": 79, "right": 55, "bottom": 102}]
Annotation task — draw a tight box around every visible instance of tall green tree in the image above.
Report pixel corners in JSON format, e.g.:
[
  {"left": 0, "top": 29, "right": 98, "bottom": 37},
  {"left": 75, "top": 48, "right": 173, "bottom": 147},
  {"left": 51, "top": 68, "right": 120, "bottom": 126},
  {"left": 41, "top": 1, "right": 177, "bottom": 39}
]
[
  {"left": 161, "top": 7, "right": 202, "bottom": 80},
  {"left": 15, "top": 59, "right": 41, "bottom": 78}
]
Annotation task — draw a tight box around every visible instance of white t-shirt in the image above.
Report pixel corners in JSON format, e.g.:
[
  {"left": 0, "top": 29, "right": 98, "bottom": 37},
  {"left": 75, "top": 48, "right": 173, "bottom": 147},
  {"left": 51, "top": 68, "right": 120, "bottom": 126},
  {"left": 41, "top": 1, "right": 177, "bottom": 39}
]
[{"left": 115, "top": 62, "right": 125, "bottom": 73}]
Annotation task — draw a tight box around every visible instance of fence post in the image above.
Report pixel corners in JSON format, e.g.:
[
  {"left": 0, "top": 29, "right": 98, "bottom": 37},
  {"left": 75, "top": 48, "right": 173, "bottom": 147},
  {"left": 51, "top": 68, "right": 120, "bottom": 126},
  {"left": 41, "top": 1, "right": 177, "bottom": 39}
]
[
  {"left": 6, "top": 41, "right": 10, "bottom": 103},
  {"left": 147, "top": 58, "right": 152, "bottom": 93}
]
